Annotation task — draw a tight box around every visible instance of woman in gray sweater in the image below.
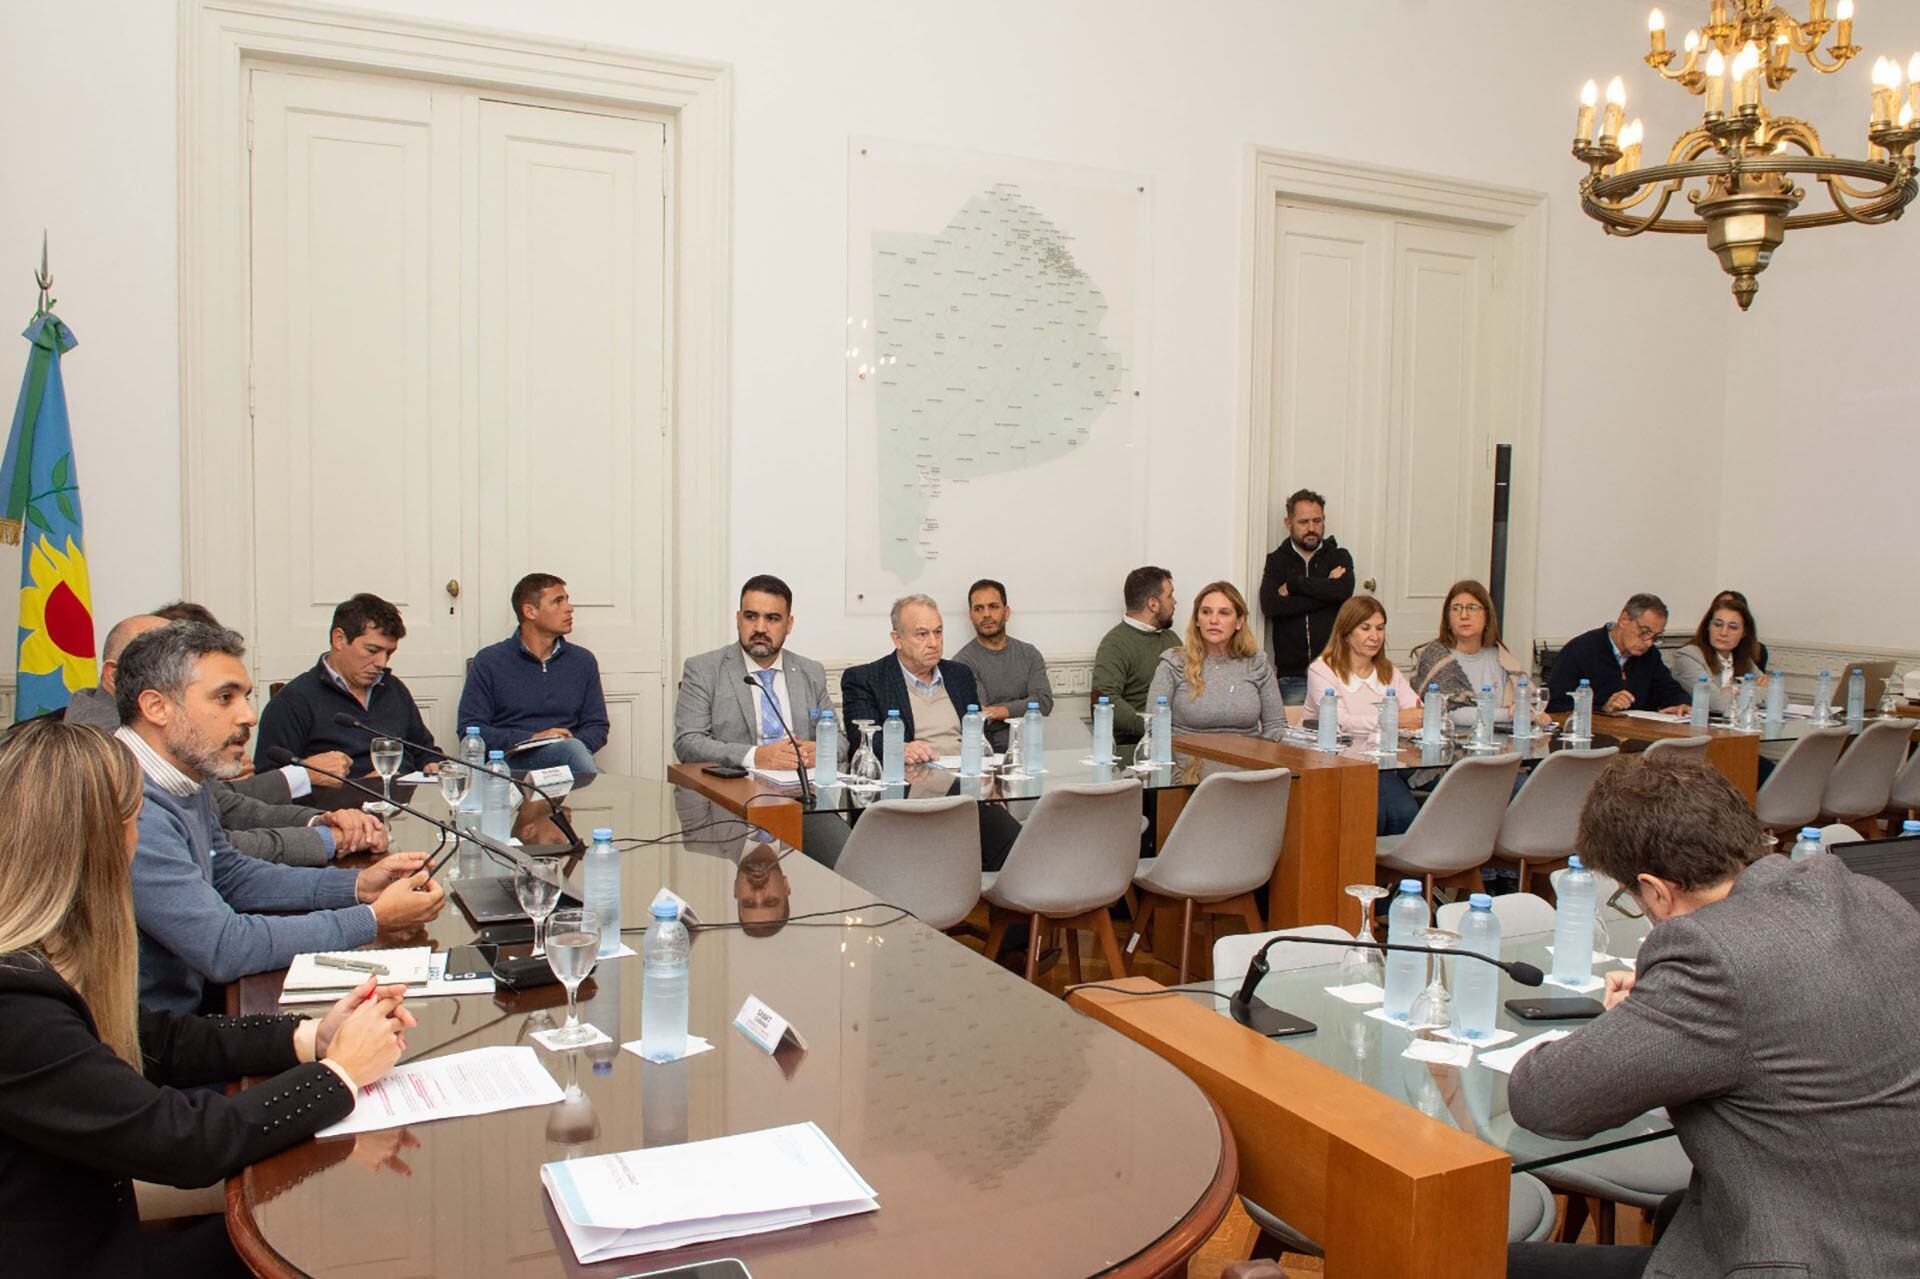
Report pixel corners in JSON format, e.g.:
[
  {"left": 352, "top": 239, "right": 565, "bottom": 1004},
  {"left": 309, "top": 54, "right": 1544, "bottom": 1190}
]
[{"left": 1147, "top": 581, "right": 1286, "bottom": 740}]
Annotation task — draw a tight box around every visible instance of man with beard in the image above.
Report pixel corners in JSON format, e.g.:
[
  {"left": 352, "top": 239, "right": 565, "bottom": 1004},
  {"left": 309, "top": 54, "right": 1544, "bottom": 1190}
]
[
  {"left": 116, "top": 622, "right": 445, "bottom": 1014},
  {"left": 1258, "top": 488, "right": 1356, "bottom": 704},
  {"left": 1091, "top": 566, "right": 1181, "bottom": 750},
  {"left": 954, "top": 578, "right": 1053, "bottom": 754}
]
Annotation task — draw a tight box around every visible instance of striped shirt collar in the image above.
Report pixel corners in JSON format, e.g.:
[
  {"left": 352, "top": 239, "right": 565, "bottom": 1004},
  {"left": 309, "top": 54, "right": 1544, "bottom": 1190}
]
[{"left": 114, "top": 725, "right": 199, "bottom": 799}]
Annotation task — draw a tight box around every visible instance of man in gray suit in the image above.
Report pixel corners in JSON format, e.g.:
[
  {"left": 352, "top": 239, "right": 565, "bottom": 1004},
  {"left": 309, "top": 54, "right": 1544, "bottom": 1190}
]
[{"left": 1508, "top": 755, "right": 1920, "bottom": 1279}]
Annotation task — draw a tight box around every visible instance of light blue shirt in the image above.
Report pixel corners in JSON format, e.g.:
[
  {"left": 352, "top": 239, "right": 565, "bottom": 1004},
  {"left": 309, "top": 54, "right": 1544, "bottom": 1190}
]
[{"left": 899, "top": 660, "right": 944, "bottom": 697}]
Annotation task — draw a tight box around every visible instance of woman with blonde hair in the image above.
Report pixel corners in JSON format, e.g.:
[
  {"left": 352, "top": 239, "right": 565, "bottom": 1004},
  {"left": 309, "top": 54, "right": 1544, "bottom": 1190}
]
[
  {"left": 1304, "top": 595, "right": 1423, "bottom": 834},
  {"left": 0, "top": 718, "right": 416, "bottom": 1279},
  {"left": 1146, "top": 581, "right": 1286, "bottom": 739}
]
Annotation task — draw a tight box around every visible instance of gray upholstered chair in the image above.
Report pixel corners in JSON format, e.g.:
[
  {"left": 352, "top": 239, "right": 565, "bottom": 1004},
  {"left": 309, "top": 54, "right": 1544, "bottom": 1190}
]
[
  {"left": 1437, "top": 891, "right": 1557, "bottom": 937},
  {"left": 1241, "top": 1171, "right": 1560, "bottom": 1260},
  {"left": 1129, "top": 767, "right": 1291, "bottom": 981},
  {"left": 1212, "top": 923, "right": 1351, "bottom": 983},
  {"left": 1545, "top": 1137, "right": 1693, "bottom": 1246},
  {"left": 1489, "top": 747, "right": 1619, "bottom": 895},
  {"left": 981, "top": 778, "right": 1142, "bottom": 983},
  {"left": 1754, "top": 725, "right": 1850, "bottom": 833},
  {"left": 1819, "top": 718, "right": 1915, "bottom": 829},
  {"left": 1818, "top": 822, "right": 1865, "bottom": 845},
  {"left": 1641, "top": 734, "right": 1712, "bottom": 763},
  {"left": 1376, "top": 754, "right": 1523, "bottom": 902},
  {"left": 832, "top": 795, "right": 981, "bottom": 931},
  {"left": 1887, "top": 741, "right": 1920, "bottom": 821}
]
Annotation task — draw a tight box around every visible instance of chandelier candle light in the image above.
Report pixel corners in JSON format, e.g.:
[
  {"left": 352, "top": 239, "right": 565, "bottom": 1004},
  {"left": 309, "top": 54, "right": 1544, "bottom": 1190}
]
[{"left": 1572, "top": 0, "right": 1920, "bottom": 309}]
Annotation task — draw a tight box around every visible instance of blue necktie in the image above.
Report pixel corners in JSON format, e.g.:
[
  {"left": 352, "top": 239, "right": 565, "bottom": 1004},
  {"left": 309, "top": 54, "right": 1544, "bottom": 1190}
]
[{"left": 754, "top": 668, "right": 784, "bottom": 744}]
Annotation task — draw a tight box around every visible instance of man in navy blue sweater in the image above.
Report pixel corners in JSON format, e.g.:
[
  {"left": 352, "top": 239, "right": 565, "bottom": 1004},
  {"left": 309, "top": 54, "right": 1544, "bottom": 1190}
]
[
  {"left": 458, "top": 573, "right": 609, "bottom": 776},
  {"left": 1546, "top": 592, "right": 1692, "bottom": 716}
]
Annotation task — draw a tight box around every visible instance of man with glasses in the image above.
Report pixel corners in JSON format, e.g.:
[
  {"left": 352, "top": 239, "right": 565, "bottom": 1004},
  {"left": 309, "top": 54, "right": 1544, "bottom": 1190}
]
[{"left": 1545, "top": 592, "right": 1690, "bottom": 715}]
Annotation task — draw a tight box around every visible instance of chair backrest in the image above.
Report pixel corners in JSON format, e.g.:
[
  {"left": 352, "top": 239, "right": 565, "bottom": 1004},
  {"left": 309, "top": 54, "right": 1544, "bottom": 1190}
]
[
  {"left": 1391, "top": 754, "right": 1525, "bottom": 875},
  {"left": 990, "top": 779, "right": 1144, "bottom": 916},
  {"left": 1890, "top": 741, "right": 1920, "bottom": 812},
  {"left": 1213, "top": 923, "right": 1352, "bottom": 979},
  {"left": 1437, "top": 891, "right": 1558, "bottom": 936},
  {"left": 833, "top": 795, "right": 982, "bottom": 930},
  {"left": 1821, "top": 719, "right": 1916, "bottom": 820},
  {"left": 1819, "top": 822, "right": 1866, "bottom": 845},
  {"left": 1755, "top": 725, "right": 1851, "bottom": 829},
  {"left": 1493, "top": 747, "right": 1619, "bottom": 859},
  {"left": 1642, "top": 734, "right": 1712, "bottom": 763},
  {"left": 1142, "top": 768, "right": 1292, "bottom": 899}
]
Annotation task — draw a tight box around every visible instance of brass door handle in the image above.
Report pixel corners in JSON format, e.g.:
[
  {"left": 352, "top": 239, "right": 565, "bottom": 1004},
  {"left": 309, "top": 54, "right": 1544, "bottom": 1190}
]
[
  {"left": 445, "top": 579, "right": 461, "bottom": 599},
  {"left": 1363, "top": 578, "right": 1377, "bottom": 592}
]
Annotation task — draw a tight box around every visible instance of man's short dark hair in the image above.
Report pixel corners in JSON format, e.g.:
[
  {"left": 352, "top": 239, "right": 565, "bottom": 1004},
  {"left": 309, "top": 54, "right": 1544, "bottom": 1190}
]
[
  {"left": 967, "top": 578, "right": 1007, "bottom": 607},
  {"left": 1577, "top": 755, "right": 1761, "bottom": 891},
  {"left": 115, "top": 621, "right": 247, "bottom": 726},
  {"left": 512, "top": 573, "right": 566, "bottom": 622},
  {"left": 152, "top": 600, "right": 222, "bottom": 628},
  {"left": 1285, "top": 488, "right": 1327, "bottom": 516},
  {"left": 1623, "top": 592, "right": 1669, "bottom": 619},
  {"left": 1123, "top": 566, "right": 1171, "bottom": 613},
  {"left": 330, "top": 593, "right": 406, "bottom": 644},
  {"left": 740, "top": 575, "right": 793, "bottom": 611}
]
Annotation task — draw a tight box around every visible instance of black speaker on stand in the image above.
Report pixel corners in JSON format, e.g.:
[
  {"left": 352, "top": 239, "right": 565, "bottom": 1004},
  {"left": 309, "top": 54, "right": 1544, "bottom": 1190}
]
[{"left": 1489, "top": 443, "right": 1513, "bottom": 619}]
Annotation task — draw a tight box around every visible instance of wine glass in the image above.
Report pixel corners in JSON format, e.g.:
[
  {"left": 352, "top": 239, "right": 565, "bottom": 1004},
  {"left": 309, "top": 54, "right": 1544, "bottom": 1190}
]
[
  {"left": 1340, "top": 883, "right": 1389, "bottom": 987},
  {"left": 370, "top": 736, "right": 404, "bottom": 816},
  {"left": 437, "top": 762, "right": 471, "bottom": 811},
  {"left": 544, "top": 907, "right": 603, "bottom": 1046},
  {"left": 515, "top": 862, "right": 564, "bottom": 957},
  {"left": 848, "top": 720, "right": 881, "bottom": 789},
  {"left": 1406, "top": 927, "right": 1459, "bottom": 1032}
]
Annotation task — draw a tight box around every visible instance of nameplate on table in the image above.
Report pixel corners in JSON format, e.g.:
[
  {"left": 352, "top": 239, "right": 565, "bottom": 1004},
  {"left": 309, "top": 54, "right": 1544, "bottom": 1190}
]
[
  {"left": 733, "top": 994, "right": 806, "bottom": 1055},
  {"left": 525, "top": 764, "right": 574, "bottom": 795}
]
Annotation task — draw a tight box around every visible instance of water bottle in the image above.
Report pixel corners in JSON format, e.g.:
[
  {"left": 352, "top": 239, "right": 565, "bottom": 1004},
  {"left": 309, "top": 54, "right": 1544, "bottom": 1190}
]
[
  {"left": 1764, "top": 669, "right": 1787, "bottom": 722},
  {"left": 480, "top": 749, "right": 512, "bottom": 840},
  {"left": 1734, "top": 675, "right": 1758, "bottom": 730},
  {"left": 813, "top": 709, "right": 839, "bottom": 792},
  {"left": 881, "top": 710, "right": 905, "bottom": 785},
  {"left": 1789, "top": 826, "right": 1825, "bottom": 861},
  {"left": 1814, "top": 669, "right": 1834, "bottom": 724},
  {"left": 1903, "top": 821, "right": 1920, "bottom": 837},
  {"left": 1552, "top": 857, "right": 1598, "bottom": 985},
  {"left": 1151, "top": 696, "right": 1173, "bottom": 764},
  {"left": 1023, "top": 701, "right": 1046, "bottom": 772},
  {"left": 583, "top": 827, "right": 621, "bottom": 957},
  {"left": 1421, "top": 683, "right": 1446, "bottom": 745},
  {"left": 1316, "top": 688, "right": 1340, "bottom": 752},
  {"left": 458, "top": 726, "right": 487, "bottom": 814},
  {"left": 1846, "top": 668, "right": 1866, "bottom": 723},
  {"left": 641, "top": 901, "right": 690, "bottom": 1061},
  {"left": 1570, "top": 680, "right": 1594, "bottom": 741},
  {"left": 1092, "top": 696, "right": 1115, "bottom": 763},
  {"left": 1691, "top": 674, "right": 1711, "bottom": 727},
  {"left": 960, "top": 705, "right": 986, "bottom": 776},
  {"left": 1377, "top": 689, "right": 1400, "bottom": 755},
  {"left": 1453, "top": 894, "right": 1502, "bottom": 1040},
  {"left": 1512, "top": 676, "right": 1534, "bottom": 741},
  {"left": 1475, "top": 684, "right": 1497, "bottom": 747},
  {"left": 1383, "top": 880, "right": 1430, "bottom": 1021}
]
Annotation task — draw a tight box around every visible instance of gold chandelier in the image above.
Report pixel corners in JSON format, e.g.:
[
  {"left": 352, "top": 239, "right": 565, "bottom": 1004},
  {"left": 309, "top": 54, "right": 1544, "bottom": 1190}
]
[{"left": 1572, "top": 0, "right": 1920, "bottom": 309}]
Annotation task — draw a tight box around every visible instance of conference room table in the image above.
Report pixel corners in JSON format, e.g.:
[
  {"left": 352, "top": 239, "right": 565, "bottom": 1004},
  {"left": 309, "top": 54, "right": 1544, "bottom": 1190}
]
[{"left": 226, "top": 773, "right": 1237, "bottom": 1278}]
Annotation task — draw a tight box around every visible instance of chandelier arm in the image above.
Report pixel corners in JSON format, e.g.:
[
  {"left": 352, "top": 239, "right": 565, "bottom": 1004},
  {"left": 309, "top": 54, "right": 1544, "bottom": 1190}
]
[
  {"left": 1797, "top": 42, "right": 1854, "bottom": 74},
  {"left": 1815, "top": 175, "right": 1917, "bottom": 225},
  {"left": 1584, "top": 182, "right": 1686, "bottom": 237}
]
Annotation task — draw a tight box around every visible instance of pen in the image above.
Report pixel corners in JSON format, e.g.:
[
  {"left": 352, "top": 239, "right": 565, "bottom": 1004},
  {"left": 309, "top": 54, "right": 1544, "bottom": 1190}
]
[{"left": 315, "top": 954, "right": 391, "bottom": 976}]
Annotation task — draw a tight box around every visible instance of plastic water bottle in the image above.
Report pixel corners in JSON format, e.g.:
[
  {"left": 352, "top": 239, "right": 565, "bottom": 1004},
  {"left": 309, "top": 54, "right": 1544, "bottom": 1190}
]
[
  {"left": 458, "top": 726, "right": 486, "bottom": 814},
  {"left": 1765, "top": 669, "right": 1787, "bottom": 722},
  {"left": 1814, "top": 670, "right": 1834, "bottom": 724},
  {"left": 881, "top": 710, "right": 905, "bottom": 785},
  {"left": 641, "top": 901, "right": 690, "bottom": 1062},
  {"left": 1789, "top": 827, "right": 1825, "bottom": 861},
  {"left": 1903, "top": 821, "right": 1920, "bottom": 838},
  {"left": 1383, "top": 880, "right": 1430, "bottom": 1021},
  {"left": 1023, "top": 701, "right": 1046, "bottom": 772},
  {"left": 1377, "top": 690, "right": 1400, "bottom": 755},
  {"left": 583, "top": 827, "right": 621, "bottom": 957},
  {"left": 480, "top": 749, "right": 512, "bottom": 840},
  {"left": 1150, "top": 696, "right": 1173, "bottom": 764},
  {"left": 1453, "top": 894, "right": 1502, "bottom": 1040},
  {"left": 1475, "top": 684, "right": 1497, "bottom": 747},
  {"left": 960, "top": 705, "right": 986, "bottom": 776},
  {"left": 1421, "top": 683, "right": 1446, "bottom": 745},
  {"left": 1847, "top": 668, "right": 1866, "bottom": 723},
  {"left": 1552, "top": 857, "right": 1598, "bottom": 985},
  {"left": 1734, "top": 676, "right": 1758, "bottom": 730},
  {"left": 1691, "top": 674, "right": 1712, "bottom": 727},
  {"left": 813, "top": 710, "right": 839, "bottom": 792},
  {"left": 1092, "top": 696, "right": 1115, "bottom": 763},
  {"left": 1512, "top": 677, "right": 1534, "bottom": 741},
  {"left": 1316, "top": 688, "right": 1340, "bottom": 752},
  {"left": 1570, "top": 680, "right": 1594, "bottom": 741}
]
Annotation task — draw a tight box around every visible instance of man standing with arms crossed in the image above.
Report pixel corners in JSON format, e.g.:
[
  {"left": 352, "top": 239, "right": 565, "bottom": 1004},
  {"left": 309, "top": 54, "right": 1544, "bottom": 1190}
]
[{"left": 1259, "top": 488, "right": 1355, "bottom": 705}]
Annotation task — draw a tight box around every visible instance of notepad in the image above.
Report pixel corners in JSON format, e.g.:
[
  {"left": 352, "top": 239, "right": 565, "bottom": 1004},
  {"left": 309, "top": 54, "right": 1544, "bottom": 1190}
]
[
  {"left": 316, "top": 1045, "right": 563, "bottom": 1137},
  {"left": 1477, "top": 1030, "right": 1571, "bottom": 1075},
  {"left": 282, "top": 946, "right": 432, "bottom": 993},
  {"left": 278, "top": 951, "right": 495, "bottom": 1006},
  {"left": 541, "top": 1121, "right": 878, "bottom": 1263}
]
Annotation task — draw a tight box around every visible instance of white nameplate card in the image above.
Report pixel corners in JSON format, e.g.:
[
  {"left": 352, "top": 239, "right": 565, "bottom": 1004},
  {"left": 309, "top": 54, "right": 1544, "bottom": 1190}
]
[
  {"left": 651, "top": 887, "right": 701, "bottom": 928},
  {"left": 733, "top": 995, "right": 807, "bottom": 1055},
  {"left": 525, "top": 764, "right": 574, "bottom": 795}
]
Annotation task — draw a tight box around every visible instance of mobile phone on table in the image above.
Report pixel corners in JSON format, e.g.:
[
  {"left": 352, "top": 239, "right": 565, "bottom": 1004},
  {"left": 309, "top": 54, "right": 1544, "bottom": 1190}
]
[
  {"left": 441, "top": 944, "right": 495, "bottom": 981},
  {"left": 702, "top": 764, "right": 749, "bottom": 779},
  {"left": 1504, "top": 996, "right": 1606, "bottom": 1021}
]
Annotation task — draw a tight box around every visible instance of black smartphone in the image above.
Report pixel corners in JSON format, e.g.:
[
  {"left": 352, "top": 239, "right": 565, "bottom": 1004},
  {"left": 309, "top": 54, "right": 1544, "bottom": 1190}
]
[
  {"left": 702, "top": 763, "right": 749, "bottom": 779},
  {"left": 442, "top": 944, "right": 495, "bottom": 981},
  {"left": 475, "top": 921, "right": 535, "bottom": 947},
  {"left": 619, "top": 1262, "right": 752, "bottom": 1279},
  {"left": 1505, "top": 996, "right": 1606, "bottom": 1021}
]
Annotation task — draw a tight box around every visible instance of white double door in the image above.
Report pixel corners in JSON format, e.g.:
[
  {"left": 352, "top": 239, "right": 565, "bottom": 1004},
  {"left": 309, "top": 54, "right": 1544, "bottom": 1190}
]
[
  {"left": 247, "top": 66, "right": 669, "bottom": 775},
  {"left": 1265, "top": 202, "right": 1499, "bottom": 645}
]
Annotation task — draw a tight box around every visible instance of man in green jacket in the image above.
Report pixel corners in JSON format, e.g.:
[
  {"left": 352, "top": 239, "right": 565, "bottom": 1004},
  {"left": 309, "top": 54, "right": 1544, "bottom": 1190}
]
[{"left": 1091, "top": 566, "right": 1180, "bottom": 748}]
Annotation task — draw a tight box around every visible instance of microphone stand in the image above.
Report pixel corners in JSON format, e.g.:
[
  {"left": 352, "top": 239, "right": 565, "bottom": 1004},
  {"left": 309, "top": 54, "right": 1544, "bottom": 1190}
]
[
  {"left": 331, "top": 714, "right": 584, "bottom": 854},
  {"left": 740, "top": 675, "right": 817, "bottom": 807},
  {"left": 1229, "top": 933, "right": 1545, "bottom": 1038}
]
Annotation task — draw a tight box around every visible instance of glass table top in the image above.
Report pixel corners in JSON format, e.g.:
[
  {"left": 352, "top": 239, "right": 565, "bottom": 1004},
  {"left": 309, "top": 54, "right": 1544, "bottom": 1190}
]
[{"left": 790, "top": 746, "right": 1227, "bottom": 812}]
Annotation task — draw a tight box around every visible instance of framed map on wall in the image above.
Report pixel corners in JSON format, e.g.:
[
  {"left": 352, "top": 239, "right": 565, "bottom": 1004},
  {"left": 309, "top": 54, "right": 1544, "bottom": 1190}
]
[{"left": 845, "top": 137, "right": 1152, "bottom": 617}]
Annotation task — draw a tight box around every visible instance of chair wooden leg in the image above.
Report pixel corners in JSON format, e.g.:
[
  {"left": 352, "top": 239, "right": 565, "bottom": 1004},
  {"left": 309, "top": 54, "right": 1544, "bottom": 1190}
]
[
  {"left": 1089, "top": 909, "right": 1129, "bottom": 977},
  {"left": 1229, "top": 894, "right": 1264, "bottom": 937},
  {"left": 1177, "top": 897, "right": 1195, "bottom": 985},
  {"left": 984, "top": 910, "right": 1009, "bottom": 963},
  {"left": 1023, "top": 913, "right": 1043, "bottom": 984},
  {"left": 1065, "top": 927, "right": 1084, "bottom": 985},
  {"left": 1595, "top": 1198, "right": 1617, "bottom": 1245},
  {"left": 1125, "top": 890, "right": 1159, "bottom": 958},
  {"left": 1516, "top": 862, "right": 1530, "bottom": 894},
  {"left": 1558, "top": 1193, "right": 1591, "bottom": 1244}
]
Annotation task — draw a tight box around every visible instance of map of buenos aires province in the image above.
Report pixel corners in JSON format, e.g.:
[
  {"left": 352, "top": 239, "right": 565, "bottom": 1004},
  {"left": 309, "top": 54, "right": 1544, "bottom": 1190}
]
[{"left": 872, "top": 183, "right": 1125, "bottom": 582}]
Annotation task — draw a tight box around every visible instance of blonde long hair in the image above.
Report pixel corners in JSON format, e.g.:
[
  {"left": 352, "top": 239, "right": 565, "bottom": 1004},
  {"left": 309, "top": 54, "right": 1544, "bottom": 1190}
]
[
  {"left": 1181, "top": 582, "right": 1259, "bottom": 699},
  {"left": 0, "top": 719, "right": 144, "bottom": 1067},
  {"left": 1321, "top": 595, "right": 1398, "bottom": 685}
]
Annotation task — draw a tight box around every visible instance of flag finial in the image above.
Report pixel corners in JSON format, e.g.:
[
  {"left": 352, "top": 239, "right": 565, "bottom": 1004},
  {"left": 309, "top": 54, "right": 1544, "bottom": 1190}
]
[{"left": 34, "top": 232, "right": 51, "bottom": 317}]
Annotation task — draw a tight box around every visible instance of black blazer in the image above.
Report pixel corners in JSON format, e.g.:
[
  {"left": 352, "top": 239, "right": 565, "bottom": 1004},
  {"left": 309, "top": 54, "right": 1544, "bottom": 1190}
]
[
  {"left": 1545, "top": 624, "right": 1689, "bottom": 714},
  {"left": 839, "top": 654, "right": 980, "bottom": 749},
  {"left": 0, "top": 954, "right": 355, "bottom": 1279}
]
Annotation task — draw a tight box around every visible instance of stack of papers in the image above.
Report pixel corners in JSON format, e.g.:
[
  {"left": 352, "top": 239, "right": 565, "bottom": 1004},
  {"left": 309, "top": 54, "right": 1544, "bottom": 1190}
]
[
  {"left": 317, "top": 1045, "right": 563, "bottom": 1137},
  {"left": 542, "top": 1121, "right": 878, "bottom": 1263},
  {"left": 747, "top": 767, "right": 804, "bottom": 787},
  {"left": 279, "top": 951, "right": 495, "bottom": 1006},
  {"left": 283, "top": 947, "right": 432, "bottom": 994}
]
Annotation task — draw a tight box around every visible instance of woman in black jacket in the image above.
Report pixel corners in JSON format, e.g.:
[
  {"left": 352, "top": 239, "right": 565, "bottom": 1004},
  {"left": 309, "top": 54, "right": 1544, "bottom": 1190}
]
[{"left": 0, "top": 718, "right": 416, "bottom": 1278}]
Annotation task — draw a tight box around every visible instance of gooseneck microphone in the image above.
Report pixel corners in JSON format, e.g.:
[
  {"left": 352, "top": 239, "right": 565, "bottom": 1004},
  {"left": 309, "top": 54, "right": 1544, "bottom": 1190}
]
[
  {"left": 741, "top": 675, "right": 816, "bottom": 806},
  {"left": 1229, "top": 933, "right": 1544, "bottom": 1037},
  {"left": 329, "top": 713, "right": 584, "bottom": 855}
]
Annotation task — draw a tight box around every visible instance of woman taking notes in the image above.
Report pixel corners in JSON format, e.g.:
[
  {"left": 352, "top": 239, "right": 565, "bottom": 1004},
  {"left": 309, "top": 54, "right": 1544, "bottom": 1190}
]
[
  {"left": 1147, "top": 581, "right": 1286, "bottom": 739},
  {"left": 1305, "top": 596, "right": 1423, "bottom": 834},
  {"left": 1408, "top": 579, "right": 1542, "bottom": 728},
  {"left": 1673, "top": 591, "right": 1769, "bottom": 716},
  {"left": 0, "top": 719, "right": 416, "bottom": 1279}
]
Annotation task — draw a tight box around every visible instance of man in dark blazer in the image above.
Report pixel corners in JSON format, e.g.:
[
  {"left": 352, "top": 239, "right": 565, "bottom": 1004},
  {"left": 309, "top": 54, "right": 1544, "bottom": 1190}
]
[
  {"left": 1507, "top": 755, "right": 1920, "bottom": 1279},
  {"left": 1545, "top": 592, "right": 1690, "bottom": 716},
  {"left": 840, "top": 593, "right": 980, "bottom": 762}
]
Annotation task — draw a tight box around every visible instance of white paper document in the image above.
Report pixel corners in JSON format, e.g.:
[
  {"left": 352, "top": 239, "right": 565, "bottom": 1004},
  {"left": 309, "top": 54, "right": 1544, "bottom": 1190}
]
[
  {"left": 747, "top": 767, "right": 804, "bottom": 787},
  {"left": 315, "top": 1045, "right": 563, "bottom": 1138},
  {"left": 283, "top": 946, "right": 432, "bottom": 993},
  {"left": 1543, "top": 945, "right": 1616, "bottom": 965},
  {"left": 1478, "top": 1030, "right": 1571, "bottom": 1075},
  {"left": 279, "top": 951, "right": 494, "bottom": 1006},
  {"left": 1618, "top": 710, "right": 1689, "bottom": 723},
  {"left": 934, "top": 753, "right": 1004, "bottom": 771},
  {"left": 541, "top": 1121, "right": 878, "bottom": 1263},
  {"left": 1324, "top": 982, "right": 1385, "bottom": 1006}
]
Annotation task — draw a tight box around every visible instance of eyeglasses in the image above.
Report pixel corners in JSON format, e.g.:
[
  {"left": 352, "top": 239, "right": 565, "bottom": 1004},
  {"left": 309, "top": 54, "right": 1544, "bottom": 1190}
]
[
  {"left": 1627, "top": 621, "right": 1663, "bottom": 643},
  {"left": 1709, "top": 618, "right": 1743, "bottom": 631},
  {"left": 1448, "top": 602, "right": 1485, "bottom": 615}
]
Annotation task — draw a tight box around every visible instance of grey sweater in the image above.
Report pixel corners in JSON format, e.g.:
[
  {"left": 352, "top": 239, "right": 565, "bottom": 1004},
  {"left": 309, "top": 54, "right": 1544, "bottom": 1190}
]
[
  {"left": 954, "top": 636, "right": 1054, "bottom": 751},
  {"left": 1147, "top": 650, "right": 1286, "bottom": 740}
]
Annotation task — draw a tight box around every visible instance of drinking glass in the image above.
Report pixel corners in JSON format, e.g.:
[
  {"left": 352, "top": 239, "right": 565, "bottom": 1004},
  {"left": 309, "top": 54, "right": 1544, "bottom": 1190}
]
[
  {"left": 437, "top": 762, "right": 471, "bottom": 810},
  {"left": 1406, "top": 927, "right": 1459, "bottom": 1032},
  {"left": 544, "top": 907, "right": 602, "bottom": 1046},
  {"left": 1339, "top": 884, "right": 1389, "bottom": 987},
  {"left": 370, "top": 736, "right": 404, "bottom": 815},
  {"left": 848, "top": 720, "right": 882, "bottom": 788},
  {"left": 515, "top": 862, "right": 564, "bottom": 957}
]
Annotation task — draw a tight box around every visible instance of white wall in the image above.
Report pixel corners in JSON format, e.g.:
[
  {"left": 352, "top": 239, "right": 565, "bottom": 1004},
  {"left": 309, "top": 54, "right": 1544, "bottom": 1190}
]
[{"left": 8, "top": 0, "right": 1902, "bottom": 674}]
